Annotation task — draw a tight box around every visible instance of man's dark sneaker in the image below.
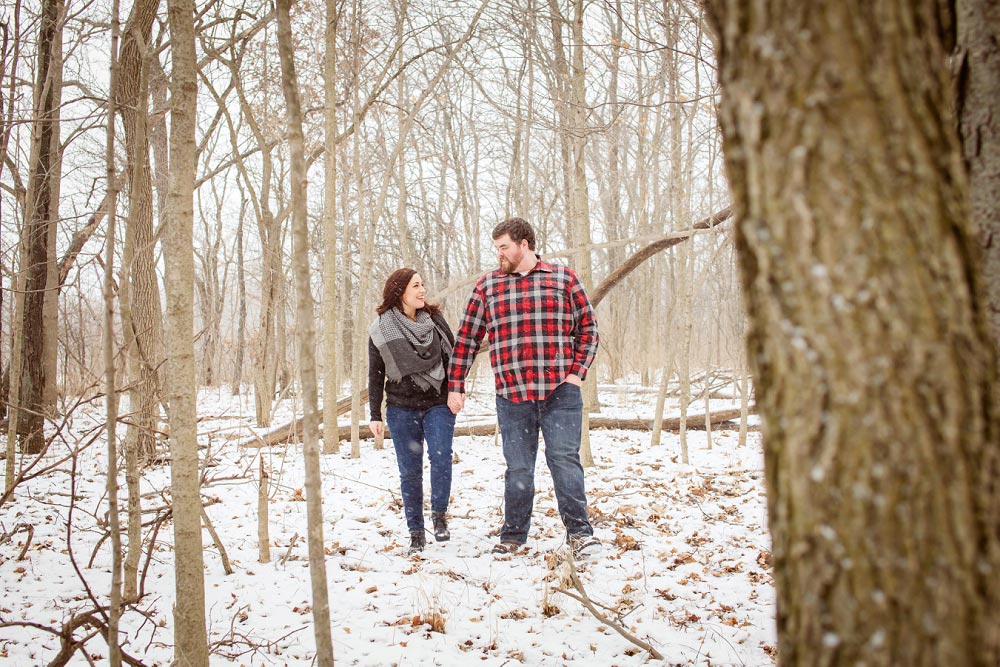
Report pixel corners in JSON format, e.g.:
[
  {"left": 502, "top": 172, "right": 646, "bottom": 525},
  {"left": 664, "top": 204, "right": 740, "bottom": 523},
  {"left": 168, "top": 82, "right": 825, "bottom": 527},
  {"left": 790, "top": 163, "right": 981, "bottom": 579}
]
[
  {"left": 408, "top": 530, "right": 426, "bottom": 554},
  {"left": 431, "top": 512, "right": 450, "bottom": 542},
  {"left": 568, "top": 534, "right": 602, "bottom": 560}
]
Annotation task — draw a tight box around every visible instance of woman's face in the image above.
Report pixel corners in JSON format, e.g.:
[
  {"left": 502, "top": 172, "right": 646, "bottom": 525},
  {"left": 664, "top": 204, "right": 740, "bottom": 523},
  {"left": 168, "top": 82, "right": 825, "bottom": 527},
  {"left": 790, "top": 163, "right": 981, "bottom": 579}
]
[{"left": 400, "top": 273, "right": 426, "bottom": 313}]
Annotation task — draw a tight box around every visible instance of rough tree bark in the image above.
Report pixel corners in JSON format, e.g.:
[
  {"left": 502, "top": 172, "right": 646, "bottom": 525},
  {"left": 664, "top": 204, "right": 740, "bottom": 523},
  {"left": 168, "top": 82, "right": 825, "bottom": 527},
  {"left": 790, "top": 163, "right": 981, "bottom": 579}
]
[
  {"left": 165, "top": 0, "right": 209, "bottom": 660},
  {"left": 115, "top": 0, "right": 162, "bottom": 602},
  {"left": 705, "top": 1, "right": 1000, "bottom": 664},
  {"left": 17, "top": 0, "right": 64, "bottom": 453},
  {"left": 956, "top": 0, "right": 1000, "bottom": 355},
  {"left": 117, "top": 0, "right": 163, "bottom": 465}
]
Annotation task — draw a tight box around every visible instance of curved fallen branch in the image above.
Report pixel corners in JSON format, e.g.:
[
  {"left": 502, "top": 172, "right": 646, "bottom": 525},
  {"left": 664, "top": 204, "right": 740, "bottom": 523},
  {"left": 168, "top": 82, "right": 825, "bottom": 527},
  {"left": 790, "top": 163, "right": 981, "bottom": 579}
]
[{"left": 554, "top": 554, "right": 664, "bottom": 660}]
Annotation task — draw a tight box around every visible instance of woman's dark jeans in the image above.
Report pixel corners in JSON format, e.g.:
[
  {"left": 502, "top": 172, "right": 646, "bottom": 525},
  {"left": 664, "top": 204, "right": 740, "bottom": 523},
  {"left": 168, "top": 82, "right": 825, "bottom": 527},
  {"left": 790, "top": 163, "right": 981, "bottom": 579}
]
[
  {"left": 385, "top": 403, "right": 455, "bottom": 532},
  {"left": 495, "top": 382, "right": 593, "bottom": 544}
]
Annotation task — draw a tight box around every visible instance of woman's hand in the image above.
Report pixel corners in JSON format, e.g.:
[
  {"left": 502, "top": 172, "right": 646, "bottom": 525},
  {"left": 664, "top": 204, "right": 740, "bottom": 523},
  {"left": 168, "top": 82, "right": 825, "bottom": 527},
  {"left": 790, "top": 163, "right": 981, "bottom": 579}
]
[
  {"left": 370, "top": 421, "right": 384, "bottom": 438},
  {"left": 447, "top": 392, "right": 465, "bottom": 414}
]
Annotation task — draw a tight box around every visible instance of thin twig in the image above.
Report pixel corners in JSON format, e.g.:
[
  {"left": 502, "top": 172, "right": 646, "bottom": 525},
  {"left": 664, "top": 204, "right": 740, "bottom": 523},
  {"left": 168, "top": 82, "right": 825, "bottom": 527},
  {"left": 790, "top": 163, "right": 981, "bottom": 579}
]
[
  {"left": 200, "top": 505, "right": 234, "bottom": 574},
  {"left": 553, "top": 555, "right": 664, "bottom": 660},
  {"left": 279, "top": 532, "right": 300, "bottom": 566}
]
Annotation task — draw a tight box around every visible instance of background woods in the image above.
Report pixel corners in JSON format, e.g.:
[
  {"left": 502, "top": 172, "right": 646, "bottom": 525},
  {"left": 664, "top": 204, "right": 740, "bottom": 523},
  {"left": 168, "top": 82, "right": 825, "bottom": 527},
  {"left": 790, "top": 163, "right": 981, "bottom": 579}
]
[{"left": 0, "top": 0, "right": 736, "bottom": 432}]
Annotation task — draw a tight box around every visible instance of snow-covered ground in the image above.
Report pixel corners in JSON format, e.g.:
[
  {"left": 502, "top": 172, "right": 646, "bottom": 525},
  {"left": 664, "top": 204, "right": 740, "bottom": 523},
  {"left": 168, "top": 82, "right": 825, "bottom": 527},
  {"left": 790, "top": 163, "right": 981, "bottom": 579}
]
[{"left": 0, "top": 383, "right": 775, "bottom": 666}]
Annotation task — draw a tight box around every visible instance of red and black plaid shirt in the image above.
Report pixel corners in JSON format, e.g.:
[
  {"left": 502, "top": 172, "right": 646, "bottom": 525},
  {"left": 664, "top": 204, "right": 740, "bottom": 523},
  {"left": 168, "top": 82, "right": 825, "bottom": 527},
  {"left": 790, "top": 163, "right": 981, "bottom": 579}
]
[{"left": 448, "top": 260, "right": 599, "bottom": 402}]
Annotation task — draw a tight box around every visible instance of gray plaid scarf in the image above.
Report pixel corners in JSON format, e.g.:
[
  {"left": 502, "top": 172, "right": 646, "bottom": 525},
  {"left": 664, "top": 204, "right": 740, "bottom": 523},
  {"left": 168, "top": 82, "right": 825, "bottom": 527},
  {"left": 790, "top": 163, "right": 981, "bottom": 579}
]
[{"left": 368, "top": 308, "right": 452, "bottom": 392}]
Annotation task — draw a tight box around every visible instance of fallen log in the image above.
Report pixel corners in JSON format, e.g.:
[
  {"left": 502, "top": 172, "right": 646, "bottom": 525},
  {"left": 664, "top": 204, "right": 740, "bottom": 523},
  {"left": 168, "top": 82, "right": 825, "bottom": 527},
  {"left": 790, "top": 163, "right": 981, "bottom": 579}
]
[
  {"left": 242, "top": 407, "right": 755, "bottom": 448},
  {"left": 588, "top": 408, "right": 749, "bottom": 432},
  {"left": 247, "top": 391, "right": 365, "bottom": 448}
]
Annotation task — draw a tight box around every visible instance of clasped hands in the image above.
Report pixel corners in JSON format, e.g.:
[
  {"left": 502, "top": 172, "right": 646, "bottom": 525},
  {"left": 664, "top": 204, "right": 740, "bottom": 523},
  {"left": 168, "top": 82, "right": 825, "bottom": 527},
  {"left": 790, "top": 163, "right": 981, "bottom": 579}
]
[{"left": 445, "top": 374, "right": 581, "bottom": 415}]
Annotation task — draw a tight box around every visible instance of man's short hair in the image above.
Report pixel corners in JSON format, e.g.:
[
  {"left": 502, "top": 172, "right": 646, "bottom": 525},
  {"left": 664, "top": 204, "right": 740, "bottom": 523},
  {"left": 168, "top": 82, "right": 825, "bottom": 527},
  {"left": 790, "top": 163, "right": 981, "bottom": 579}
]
[{"left": 492, "top": 217, "right": 536, "bottom": 251}]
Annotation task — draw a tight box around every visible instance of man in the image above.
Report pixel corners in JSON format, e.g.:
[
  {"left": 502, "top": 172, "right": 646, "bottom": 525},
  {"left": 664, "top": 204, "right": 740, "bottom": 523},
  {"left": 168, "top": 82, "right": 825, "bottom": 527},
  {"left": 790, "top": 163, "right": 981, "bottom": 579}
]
[{"left": 447, "top": 217, "right": 601, "bottom": 558}]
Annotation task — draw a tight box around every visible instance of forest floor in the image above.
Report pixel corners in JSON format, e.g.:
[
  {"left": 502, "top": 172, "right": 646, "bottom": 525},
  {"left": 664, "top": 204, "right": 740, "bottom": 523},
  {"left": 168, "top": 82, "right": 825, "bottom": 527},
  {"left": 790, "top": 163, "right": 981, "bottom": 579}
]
[{"left": 0, "top": 382, "right": 776, "bottom": 666}]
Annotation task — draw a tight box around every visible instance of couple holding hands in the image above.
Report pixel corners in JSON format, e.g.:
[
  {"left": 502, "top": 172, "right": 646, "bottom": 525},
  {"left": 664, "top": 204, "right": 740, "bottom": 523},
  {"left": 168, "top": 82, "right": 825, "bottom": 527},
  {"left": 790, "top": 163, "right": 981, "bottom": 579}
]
[{"left": 368, "top": 218, "right": 601, "bottom": 558}]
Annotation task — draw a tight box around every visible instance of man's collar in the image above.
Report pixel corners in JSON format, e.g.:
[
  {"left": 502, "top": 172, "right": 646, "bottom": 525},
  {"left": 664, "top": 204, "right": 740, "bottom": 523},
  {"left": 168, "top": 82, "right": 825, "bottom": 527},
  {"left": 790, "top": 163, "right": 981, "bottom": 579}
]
[{"left": 509, "top": 258, "right": 552, "bottom": 277}]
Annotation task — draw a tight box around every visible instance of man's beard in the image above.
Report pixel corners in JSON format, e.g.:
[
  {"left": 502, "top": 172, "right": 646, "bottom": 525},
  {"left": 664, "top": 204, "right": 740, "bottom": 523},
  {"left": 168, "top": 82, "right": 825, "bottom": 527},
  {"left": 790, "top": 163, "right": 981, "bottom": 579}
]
[{"left": 499, "top": 249, "right": 522, "bottom": 274}]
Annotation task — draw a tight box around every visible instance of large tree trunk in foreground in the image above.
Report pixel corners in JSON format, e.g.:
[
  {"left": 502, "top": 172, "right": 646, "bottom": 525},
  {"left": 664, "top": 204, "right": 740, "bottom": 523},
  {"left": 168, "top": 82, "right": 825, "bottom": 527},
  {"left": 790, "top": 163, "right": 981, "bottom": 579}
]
[
  {"left": 956, "top": 0, "right": 1000, "bottom": 355},
  {"left": 165, "top": 0, "right": 209, "bottom": 661},
  {"left": 706, "top": 1, "right": 1000, "bottom": 665}
]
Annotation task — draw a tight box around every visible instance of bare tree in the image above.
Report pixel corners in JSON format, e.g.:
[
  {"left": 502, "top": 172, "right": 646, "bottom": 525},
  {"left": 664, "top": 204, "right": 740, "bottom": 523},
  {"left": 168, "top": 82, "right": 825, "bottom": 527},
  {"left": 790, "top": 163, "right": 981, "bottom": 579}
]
[
  {"left": 194, "top": 176, "right": 230, "bottom": 387},
  {"left": 232, "top": 192, "right": 248, "bottom": 394},
  {"left": 113, "top": 0, "right": 163, "bottom": 604},
  {"left": 322, "top": 0, "right": 342, "bottom": 453},
  {"left": 117, "top": 0, "right": 163, "bottom": 466},
  {"left": 103, "top": 0, "right": 124, "bottom": 661},
  {"left": 16, "top": 0, "right": 64, "bottom": 453},
  {"left": 275, "top": 0, "right": 335, "bottom": 663},
  {"left": 165, "top": 0, "right": 209, "bottom": 659},
  {"left": 705, "top": 1, "right": 1000, "bottom": 663}
]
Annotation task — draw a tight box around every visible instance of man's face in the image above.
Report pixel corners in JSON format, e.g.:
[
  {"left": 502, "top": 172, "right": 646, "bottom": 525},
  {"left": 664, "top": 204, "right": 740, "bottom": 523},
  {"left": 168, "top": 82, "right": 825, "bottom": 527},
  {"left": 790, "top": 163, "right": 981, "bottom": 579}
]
[{"left": 494, "top": 234, "right": 527, "bottom": 274}]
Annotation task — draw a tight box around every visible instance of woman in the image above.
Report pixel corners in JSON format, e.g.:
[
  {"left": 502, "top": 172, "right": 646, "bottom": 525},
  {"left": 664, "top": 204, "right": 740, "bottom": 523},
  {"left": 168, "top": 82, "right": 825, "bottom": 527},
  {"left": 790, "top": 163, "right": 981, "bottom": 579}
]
[{"left": 368, "top": 268, "right": 456, "bottom": 554}]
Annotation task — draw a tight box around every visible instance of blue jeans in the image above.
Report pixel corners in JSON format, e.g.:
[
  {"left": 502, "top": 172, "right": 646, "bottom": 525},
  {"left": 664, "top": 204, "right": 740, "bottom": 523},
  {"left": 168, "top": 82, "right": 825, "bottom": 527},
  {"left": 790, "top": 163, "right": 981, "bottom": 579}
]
[
  {"left": 385, "top": 404, "right": 455, "bottom": 532},
  {"left": 495, "top": 382, "right": 593, "bottom": 544}
]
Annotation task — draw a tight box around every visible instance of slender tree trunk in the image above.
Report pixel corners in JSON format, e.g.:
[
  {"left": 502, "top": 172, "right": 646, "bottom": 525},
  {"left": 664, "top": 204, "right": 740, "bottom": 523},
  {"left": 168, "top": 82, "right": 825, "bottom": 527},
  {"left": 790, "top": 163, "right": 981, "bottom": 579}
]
[
  {"left": 703, "top": 381, "right": 712, "bottom": 450},
  {"left": 569, "top": 0, "right": 598, "bottom": 465},
  {"left": 394, "top": 66, "right": 414, "bottom": 266},
  {"left": 275, "top": 1, "right": 335, "bottom": 663},
  {"left": 668, "top": 5, "right": 693, "bottom": 465},
  {"left": 322, "top": 0, "right": 340, "bottom": 453},
  {"left": 4, "top": 236, "right": 26, "bottom": 496},
  {"left": 104, "top": 3, "right": 123, "bottom": 660},
  {"left": 232, "top": 195, "right": 247, "bottom": 395},
  {"left": 276, "top": 260, "right": 291, "bottom": 395},
  {"left": 549, "top": 0, "right": 597, "bottom": 465},
  {"left": 254, "top": 211, "right": 279, "bottom": 426},
  {"left": 650, "top": 353, "right": 674, "bottom": 447},
  {"left": 676, "top": 239, "right": 691, "bottom": 465},
  {"left": 258, "top": 456, "right": 270, "bottom": 562},
  {"left": 165, "top": 0, "right": 209, "bottom": 660},
  {"left": 349, "top": 8, "right": 367, "bottom": 459},
  {"left": 737, "top": 365, "right": 749, "bottom": 448},
  {"left": 149, "top": 59, "right": 170, "bottom": 225},
  {"left": 116, "top": 0, "right": 161, "bottom": 602},
  {"left": 706, "top": 2, "right": 1000, "bottom": 664},
  {"left": 1, "top": 20, "right": 22, "bottom": 418},
  {"left": 118, "top": 0, "right": 164, "bottom": 464}
]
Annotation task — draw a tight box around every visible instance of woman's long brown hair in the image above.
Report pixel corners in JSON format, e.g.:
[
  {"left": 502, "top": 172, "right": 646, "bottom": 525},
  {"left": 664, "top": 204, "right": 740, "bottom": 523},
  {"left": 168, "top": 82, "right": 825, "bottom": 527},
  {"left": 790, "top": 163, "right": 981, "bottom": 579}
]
[{"left": 376, "top": 268, "right": 442, "bottom": 316}]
